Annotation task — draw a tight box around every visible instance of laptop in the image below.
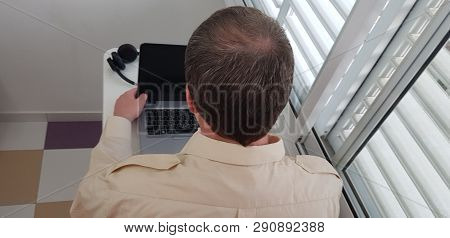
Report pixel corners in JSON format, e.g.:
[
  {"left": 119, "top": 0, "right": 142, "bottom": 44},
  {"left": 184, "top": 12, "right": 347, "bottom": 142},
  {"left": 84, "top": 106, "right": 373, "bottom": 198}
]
[{"left": 137, "top": 43, "right": 198, "bottom": 154}]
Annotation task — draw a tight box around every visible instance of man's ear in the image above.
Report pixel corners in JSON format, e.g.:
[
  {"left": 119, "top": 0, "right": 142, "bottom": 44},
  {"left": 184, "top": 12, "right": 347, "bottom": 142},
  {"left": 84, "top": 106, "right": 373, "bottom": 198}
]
[{"left": 186, "top": 85, "right": 197, "bottom": 114}]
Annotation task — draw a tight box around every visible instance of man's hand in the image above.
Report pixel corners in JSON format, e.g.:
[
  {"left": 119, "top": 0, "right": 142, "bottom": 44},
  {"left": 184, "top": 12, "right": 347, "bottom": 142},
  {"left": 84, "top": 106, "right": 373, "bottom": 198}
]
[{"left": 114, "top": 88, "right": 148, "bottom": 122}]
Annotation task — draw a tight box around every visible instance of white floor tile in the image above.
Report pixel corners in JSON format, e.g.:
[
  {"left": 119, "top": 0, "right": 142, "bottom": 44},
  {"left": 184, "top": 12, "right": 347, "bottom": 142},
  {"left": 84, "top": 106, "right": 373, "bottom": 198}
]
[
  {"left": 37, "top": 149, "right": 91, "bottom": 203},
  {"left": 0, "top": 122, "right": 47, "bottom": 150},
  {"left": 0, "top": 204, "right": 35, "bottom": 218}
]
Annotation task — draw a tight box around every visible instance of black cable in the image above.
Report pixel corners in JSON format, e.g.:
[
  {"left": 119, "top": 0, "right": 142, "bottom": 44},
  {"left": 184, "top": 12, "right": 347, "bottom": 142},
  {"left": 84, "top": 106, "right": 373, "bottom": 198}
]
[{"left": 116, "top": 70, "right": 136, "bottom": 85}]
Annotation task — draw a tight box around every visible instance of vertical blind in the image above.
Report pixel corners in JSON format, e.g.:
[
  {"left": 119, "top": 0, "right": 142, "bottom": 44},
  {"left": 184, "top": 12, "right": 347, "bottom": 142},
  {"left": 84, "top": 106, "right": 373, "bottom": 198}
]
[
  {"left": 326, "top": 0, "right": 449, "bottom": 217},
  {"left": 346, "top": 39, "right": 450, "bottom": 217},
  {"left": 251, "top": 0, "right": 356, "bottom": 111}
]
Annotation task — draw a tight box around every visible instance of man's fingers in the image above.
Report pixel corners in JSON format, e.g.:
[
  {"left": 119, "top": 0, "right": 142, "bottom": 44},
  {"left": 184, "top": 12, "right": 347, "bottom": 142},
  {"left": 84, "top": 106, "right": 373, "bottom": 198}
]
[
  {"left": 126, "top": 87, "right": 138, "bottom": 96},
  {"left": 138, "top": 93, "right": 148, "bottom": 110}
]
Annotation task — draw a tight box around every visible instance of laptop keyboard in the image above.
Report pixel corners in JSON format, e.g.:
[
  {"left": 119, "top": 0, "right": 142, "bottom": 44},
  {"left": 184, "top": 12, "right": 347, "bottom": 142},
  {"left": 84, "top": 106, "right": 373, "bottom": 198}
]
[{"left": 146, "top": 109, "right": 198, "bottom": 135}]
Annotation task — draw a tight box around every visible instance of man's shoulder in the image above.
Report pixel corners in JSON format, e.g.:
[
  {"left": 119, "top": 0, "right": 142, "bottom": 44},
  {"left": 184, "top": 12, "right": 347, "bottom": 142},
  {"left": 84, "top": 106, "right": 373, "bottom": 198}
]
[
  {"left": 290, "top": 155, "right": 340, "bottom": 179},
  {"left": 283, "top": 155, "right": 343, "bottom": 199},
  {"left": 107, "top": 154, "right": 182, "bottom": 174}
]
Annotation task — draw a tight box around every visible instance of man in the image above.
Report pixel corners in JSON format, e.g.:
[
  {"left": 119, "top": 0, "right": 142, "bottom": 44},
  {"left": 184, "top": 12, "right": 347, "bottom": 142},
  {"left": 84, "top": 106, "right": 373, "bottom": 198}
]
[{"left": 71, "top": 6, "right": 342, "bottom": 217}]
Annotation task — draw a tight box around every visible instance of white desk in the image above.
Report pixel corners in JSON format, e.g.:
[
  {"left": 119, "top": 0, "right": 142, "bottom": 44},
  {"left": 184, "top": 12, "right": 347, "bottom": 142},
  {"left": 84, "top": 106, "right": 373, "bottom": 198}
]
[{"left": 103, "top": 48, "right": 140, "bottom": 152}]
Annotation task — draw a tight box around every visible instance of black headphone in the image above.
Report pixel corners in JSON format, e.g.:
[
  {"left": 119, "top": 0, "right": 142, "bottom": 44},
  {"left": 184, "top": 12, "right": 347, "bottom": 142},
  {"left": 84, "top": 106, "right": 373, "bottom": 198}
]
[{"left": 107, "top": 44, "right": 139, "bottom": 85}]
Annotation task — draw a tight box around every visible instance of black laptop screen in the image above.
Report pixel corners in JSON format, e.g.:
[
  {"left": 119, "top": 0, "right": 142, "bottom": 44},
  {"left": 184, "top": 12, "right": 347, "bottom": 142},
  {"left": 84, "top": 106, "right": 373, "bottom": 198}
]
[{"left": 137, "top": 43, "right": 187, "bottom": 102}]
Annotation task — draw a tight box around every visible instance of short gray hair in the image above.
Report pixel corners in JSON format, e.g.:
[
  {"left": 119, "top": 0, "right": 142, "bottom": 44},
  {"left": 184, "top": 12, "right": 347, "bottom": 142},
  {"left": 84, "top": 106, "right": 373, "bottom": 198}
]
[{"left": 185, "top": 6, "right": 294, "bottom": 146}]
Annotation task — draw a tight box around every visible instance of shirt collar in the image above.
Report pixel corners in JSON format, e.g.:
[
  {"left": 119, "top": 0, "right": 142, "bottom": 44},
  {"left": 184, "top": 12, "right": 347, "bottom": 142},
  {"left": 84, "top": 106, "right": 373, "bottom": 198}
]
[{"left": 180, "top": 130, "right": 285, "bottom": 166}]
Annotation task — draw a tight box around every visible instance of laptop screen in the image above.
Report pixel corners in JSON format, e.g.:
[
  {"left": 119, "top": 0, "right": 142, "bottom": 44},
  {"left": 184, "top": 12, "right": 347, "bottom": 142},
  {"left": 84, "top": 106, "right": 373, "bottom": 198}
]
[{"left": 137, "top": 43, "right": 187, "bottom": 102}]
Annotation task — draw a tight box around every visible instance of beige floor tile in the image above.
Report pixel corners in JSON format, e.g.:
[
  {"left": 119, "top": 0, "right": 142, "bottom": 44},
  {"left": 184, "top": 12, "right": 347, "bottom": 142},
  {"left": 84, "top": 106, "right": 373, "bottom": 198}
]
[
  {"left": 34, "top": 201, "right": 72, "bottom": 218},
  {"left": 0, "top": 150, "right": 43, "bottom": 205}
]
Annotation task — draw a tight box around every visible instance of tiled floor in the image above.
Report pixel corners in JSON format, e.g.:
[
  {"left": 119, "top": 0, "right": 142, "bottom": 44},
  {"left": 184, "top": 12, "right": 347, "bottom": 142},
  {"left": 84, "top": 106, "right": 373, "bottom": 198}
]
[{"left": 0, "top": 121, "right": 101, "bottom": 218}]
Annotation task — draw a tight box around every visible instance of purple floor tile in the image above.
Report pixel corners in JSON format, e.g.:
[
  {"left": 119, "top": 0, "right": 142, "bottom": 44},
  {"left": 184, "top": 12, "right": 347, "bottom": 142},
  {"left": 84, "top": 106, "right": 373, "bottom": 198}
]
[{"left": 44, "top": 121, "right": 102, "bottom": 150}]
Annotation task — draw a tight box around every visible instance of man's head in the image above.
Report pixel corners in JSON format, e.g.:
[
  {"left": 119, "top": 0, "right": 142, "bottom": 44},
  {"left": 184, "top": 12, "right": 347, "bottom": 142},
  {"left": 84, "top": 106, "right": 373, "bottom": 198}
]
[{"left": 185, "top": 6, "right": 294, "bottom": 146}]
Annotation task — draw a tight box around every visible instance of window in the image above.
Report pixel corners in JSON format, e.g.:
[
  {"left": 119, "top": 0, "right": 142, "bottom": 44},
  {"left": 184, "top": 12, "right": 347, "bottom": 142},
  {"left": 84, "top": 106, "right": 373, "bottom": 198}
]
[
  {"left": 250, "top": 0, "right": 357, "bottom": 111},
  {"left": 319, "top": 0, "right": 449, "bottom": 217},
  {"left": 346, "top": 38, "right": 450, "bottom": 217},
  {"left": 326, "top": 0, "right": 447, "bottom": 152}
]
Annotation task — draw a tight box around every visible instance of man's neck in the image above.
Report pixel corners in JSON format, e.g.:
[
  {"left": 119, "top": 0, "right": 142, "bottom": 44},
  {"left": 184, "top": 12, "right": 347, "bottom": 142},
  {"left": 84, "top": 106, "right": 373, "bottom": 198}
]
[
  {"left": 194, "top": 114, "right": 277, "bottom": 146},
  {"left": 199, "top": 129, "right": 271, "bottom": 146}
]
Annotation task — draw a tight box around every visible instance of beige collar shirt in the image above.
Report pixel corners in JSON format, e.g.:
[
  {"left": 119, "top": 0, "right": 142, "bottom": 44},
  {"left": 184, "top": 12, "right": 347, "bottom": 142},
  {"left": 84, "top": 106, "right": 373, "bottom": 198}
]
[{"left": 70, "top": 116, "right": 343, "bottom": 217}]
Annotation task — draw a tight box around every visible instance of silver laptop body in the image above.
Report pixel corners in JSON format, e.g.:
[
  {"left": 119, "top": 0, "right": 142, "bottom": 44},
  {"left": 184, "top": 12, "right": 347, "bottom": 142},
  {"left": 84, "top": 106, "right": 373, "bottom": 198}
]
[{"left": 137, "top": 43, "right": 198, "bottom": 154}]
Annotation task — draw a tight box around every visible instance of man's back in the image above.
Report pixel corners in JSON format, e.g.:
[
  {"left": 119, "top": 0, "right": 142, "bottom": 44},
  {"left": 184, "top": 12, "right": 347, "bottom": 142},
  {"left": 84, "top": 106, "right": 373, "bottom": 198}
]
[
  {"left": 72, "top": 7, "right": 343, "bottom": 217},
  {"left": 70, "top": 117, "right": 342, "bottom": 217}
]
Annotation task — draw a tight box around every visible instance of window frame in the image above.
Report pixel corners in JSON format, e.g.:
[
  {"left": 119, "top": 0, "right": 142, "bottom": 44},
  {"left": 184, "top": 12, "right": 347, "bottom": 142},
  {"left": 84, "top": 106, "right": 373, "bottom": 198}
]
[
  {"left": 344, "top": 31, "right": 449, "bottom": 218},
  {"left": 332, "top": 5, "right": 449, "bottom": 217},
  {"left": 333, "top": 4, "right": 449, "bottom": 171}
]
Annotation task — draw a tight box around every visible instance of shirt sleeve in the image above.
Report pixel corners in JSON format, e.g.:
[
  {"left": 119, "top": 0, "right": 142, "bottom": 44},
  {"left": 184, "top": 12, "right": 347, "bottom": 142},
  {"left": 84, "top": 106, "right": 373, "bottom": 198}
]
[
  {"left": 70, "top": 116, "right": 133, "bottom": 217},
  {"left": 87, "top": 116, "right": 133, "bottom": 173}
]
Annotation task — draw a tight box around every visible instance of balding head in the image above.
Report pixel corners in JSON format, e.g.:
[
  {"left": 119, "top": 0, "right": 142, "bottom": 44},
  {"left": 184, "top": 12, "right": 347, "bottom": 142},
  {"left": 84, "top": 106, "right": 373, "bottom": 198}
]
[{"left": 185, "top": 6, "right": 294, "bottom": 146}]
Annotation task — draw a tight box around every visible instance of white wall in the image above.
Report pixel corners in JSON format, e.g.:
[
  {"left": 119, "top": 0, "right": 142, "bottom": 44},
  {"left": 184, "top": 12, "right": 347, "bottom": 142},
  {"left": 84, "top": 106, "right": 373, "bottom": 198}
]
[{"left": 0, "top": 0, "right": 225, "bottom": 114}]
